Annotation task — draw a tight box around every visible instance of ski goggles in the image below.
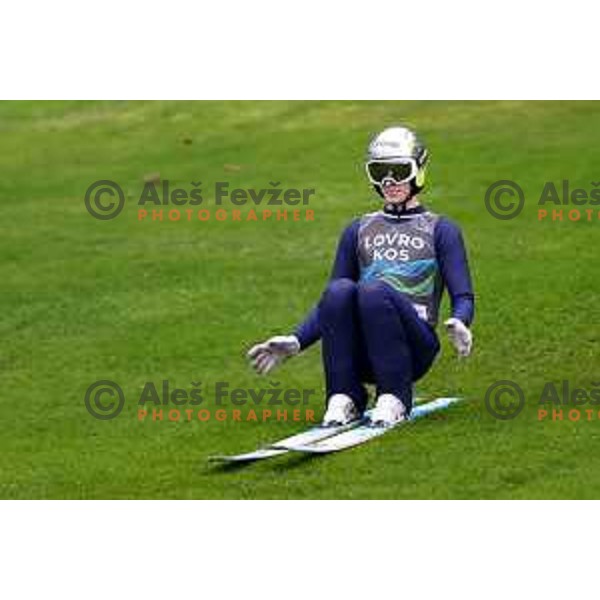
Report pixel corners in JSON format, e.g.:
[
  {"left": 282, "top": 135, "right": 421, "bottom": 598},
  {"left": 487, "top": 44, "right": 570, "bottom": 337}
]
[{"left": 365, "top": 158, "right": 419, "bottom": 185}]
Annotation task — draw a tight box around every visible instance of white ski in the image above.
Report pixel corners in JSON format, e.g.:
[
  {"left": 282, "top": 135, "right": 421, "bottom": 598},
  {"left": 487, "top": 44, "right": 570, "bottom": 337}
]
[
  {"left": 271, "top": 397, "right": 461, "bottom": 454},
  {"left": 209, "top": 413, "right": 372, "bottom": 463}
]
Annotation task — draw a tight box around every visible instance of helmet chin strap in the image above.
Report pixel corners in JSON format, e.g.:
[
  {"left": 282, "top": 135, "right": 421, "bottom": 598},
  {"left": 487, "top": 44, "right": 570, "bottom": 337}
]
[{"left": 383, "top": 199, "right": 411, "bottom": 215}]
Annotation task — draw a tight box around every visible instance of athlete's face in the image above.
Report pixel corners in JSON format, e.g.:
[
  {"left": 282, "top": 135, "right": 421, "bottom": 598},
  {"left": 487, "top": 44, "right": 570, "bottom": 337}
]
[{"left": 381, "top": 180, "right": 412, "bottom": 204}]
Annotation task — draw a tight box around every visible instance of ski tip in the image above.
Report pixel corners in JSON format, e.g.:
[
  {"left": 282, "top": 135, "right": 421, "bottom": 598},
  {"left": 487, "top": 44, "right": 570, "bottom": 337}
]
[
  {"left": 208, "top": 453, "right": 263, "bottom": 463},
  {"left": 208, "top": 455, "right": 262, "bottom": 465},
  {"left": 208, "top": 455, "right": 233, "bottom": 463}
]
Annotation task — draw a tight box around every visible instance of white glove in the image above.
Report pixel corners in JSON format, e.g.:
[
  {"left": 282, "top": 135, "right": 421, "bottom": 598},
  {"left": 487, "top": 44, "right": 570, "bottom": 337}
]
[
  {"left": 444, "top": 318, "right": 473, "bottom": 358},
  {"left": 247, "top": 335, "right": 301, "bottom": 375}
]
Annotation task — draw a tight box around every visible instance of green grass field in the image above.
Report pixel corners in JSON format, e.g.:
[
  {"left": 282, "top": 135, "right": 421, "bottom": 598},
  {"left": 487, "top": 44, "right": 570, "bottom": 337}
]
[{"left": 2, "top": 100, "right": 600, "bottom": 499}]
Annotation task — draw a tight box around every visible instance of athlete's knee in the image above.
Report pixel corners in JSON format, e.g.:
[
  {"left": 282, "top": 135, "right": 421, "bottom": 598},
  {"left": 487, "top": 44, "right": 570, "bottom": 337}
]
[
  {"left": 357, "top": 280, "right": 392, "bottom": 313},
  {"left": 321, "top": 278, "right": 357, "bottom": 309}
]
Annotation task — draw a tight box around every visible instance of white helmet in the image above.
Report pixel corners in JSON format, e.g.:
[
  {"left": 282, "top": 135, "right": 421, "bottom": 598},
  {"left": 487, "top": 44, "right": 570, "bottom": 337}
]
[{"left": 365, "top": 126, "right": 428, "bottom": 197}]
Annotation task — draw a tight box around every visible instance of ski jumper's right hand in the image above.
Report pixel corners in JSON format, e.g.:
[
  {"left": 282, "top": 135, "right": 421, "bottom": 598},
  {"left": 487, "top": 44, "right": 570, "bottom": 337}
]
[{"left": 247, "top": 335, "right": 300, "bottom": 375}]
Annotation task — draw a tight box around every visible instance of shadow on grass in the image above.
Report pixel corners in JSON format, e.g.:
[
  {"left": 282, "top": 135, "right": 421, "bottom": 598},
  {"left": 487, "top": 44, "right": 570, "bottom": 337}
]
[{"left": 205, "top": 451, "right": 327, "bottom": 475}]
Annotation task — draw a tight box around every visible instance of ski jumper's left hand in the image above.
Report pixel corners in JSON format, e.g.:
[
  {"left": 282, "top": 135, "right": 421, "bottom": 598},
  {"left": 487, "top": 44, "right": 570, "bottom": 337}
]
[{"left": 444, "top": 318, "right": 473, "bottom": 357}]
